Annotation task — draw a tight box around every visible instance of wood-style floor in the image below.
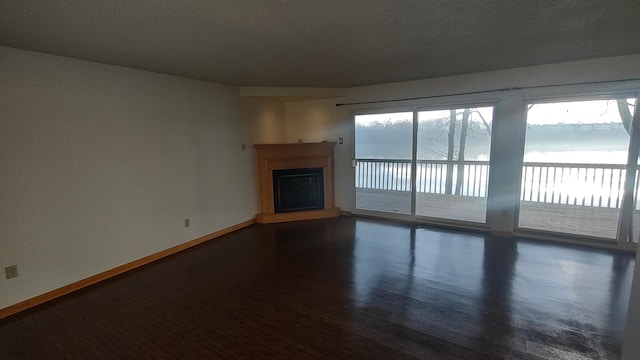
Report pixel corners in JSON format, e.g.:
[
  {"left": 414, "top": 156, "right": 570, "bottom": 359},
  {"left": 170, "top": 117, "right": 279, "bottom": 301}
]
[{"left": 0, "top": 217, "right": 635, "bottom": 359}]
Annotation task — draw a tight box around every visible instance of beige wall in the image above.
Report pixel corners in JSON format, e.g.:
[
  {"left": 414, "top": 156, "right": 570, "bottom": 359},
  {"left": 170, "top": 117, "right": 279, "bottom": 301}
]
[
  {"left": 284, "top": 99, "right": 351, "bottom": 210},
  {"left": 243, "top": 97, "right": 286, "bottom": 145},
  {"left": 0, "top": 47, "right": 259, "bottom": 309}
]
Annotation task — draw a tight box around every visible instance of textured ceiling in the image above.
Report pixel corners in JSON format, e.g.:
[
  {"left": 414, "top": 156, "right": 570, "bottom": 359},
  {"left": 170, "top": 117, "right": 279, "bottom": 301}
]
[{"left": 1, "top": 0, "right": 639, "bottom": 87}]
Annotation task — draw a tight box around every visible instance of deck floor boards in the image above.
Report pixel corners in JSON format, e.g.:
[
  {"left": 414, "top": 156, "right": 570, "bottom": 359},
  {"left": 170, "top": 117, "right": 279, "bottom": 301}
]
[{"left": 356, "top": 188, "right": 640, "bottom": 240}]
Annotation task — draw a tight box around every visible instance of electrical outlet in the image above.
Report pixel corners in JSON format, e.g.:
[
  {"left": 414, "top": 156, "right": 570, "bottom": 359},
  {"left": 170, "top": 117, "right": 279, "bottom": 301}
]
[
  {"left": 184, "top": 219, "right": 190, "bottom": 228},
  {"left": 5, "top": 265, "right": 18, "bottom": 279},
  {"left": 339, "top": 137, "right": 344, "bottom": 144}
]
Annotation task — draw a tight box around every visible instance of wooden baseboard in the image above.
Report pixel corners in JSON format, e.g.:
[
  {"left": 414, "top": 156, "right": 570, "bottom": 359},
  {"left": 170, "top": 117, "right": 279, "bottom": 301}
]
[{"left": 0, "top": 218, "right": 256, "bottom": 320}]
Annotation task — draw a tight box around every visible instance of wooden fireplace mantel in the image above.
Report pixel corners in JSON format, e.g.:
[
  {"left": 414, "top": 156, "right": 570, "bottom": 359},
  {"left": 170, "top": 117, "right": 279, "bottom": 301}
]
[{"left": 254, "top": 142, "right": 340, "bottom": 223}]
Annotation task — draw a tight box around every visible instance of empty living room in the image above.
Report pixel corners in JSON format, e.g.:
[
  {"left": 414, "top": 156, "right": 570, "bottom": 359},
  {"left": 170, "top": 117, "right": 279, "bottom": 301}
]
[{"left": 2, "top": 1, "right": 640, "bottom": 359}]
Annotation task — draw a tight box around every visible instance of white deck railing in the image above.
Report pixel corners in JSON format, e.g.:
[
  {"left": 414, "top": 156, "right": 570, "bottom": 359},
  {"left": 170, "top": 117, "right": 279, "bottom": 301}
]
[{"left": 355, "top": 159, "right": 639, "bottom": 209}]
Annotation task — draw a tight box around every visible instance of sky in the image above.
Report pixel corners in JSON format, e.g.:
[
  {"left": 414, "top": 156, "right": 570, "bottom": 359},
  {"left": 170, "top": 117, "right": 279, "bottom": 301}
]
[{"left": 527, "top": 98, "right": 636, "bottom": 125}]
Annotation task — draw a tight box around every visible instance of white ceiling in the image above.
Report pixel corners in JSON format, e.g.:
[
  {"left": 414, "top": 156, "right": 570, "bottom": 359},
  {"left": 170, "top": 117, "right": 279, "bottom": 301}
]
[{"left": 1, "top": 0, "right": 639, "bottom": 88}]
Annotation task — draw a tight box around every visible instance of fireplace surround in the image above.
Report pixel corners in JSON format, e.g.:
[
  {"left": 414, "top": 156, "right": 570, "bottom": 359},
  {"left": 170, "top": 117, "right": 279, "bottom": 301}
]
[{"left": 254, "top": 142, "right": 339, "bottom": 223}]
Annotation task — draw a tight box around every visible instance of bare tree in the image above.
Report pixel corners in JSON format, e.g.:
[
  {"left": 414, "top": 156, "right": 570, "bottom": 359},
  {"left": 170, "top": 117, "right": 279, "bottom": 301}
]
[
  {"left": 471, "top": 108, "right": 492, "bottom": 136},
  {"left": 617, "top": 98, "right": 634, "bottom": 135},
  {"left": 445, "top": 109, "right": 456, "bottom": 194},
  {"left": 455, "top": 109, "right": 470, "bottom": 195},
  {"left": 443, "top": 108, "right": 487, "bottom": 195}
]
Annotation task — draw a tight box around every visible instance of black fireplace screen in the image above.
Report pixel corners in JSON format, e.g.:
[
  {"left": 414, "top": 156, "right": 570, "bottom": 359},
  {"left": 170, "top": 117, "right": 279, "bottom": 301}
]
[{"left": 273, "top": 168, "right": 324, "bottom": 213}]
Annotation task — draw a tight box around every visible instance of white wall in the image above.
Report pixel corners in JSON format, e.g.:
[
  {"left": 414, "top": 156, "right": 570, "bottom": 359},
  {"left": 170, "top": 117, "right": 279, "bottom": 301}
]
[{"left": 0, "top": 47, "right": 258, "bottom": 309}]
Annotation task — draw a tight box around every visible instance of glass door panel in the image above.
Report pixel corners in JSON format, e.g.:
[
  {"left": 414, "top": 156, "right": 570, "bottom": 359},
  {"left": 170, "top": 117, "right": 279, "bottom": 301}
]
[
  {"left": 518, "top": 98, "right": 636, "bottom": 239},
  {"left": 354, "top": 112, "right": 413, "bottom": 215},
  {"left": 415, "top": 107, "right": 493, "bottom": 223}
]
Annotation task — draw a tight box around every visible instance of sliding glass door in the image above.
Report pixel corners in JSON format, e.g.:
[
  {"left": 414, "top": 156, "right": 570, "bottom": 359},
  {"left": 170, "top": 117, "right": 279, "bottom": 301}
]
[
  {"left": 415, "top": 106, "right": 493, "bottom": 223},
  {"left": 517, "top": 97, "right": 637, "bottom": 241},
  {"left": 354, "top": 106, "right": 493, "bottom": 225},
  {"left": 354, "top": 111, "right": 413, "bottom": 215}
]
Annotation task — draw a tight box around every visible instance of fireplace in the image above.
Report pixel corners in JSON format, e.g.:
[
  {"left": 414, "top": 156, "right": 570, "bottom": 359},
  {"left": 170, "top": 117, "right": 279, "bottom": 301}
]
[
  {"left": 273, "top": 168, "right": 324, "bottom": 213},
  {"left": 254, "top": 142, "right": 339, "bottom": 223}
]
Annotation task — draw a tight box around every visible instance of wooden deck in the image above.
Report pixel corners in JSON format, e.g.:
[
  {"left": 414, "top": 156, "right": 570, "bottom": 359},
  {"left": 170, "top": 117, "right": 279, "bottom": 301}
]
[{"left": 356, "top": 188, "right": 640, "bottom": 240}]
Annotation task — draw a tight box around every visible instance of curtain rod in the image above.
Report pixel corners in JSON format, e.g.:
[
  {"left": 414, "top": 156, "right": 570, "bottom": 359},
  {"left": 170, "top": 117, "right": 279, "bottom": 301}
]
[{"left": 335, "top": 77, "right": 640, "bottom": 107}]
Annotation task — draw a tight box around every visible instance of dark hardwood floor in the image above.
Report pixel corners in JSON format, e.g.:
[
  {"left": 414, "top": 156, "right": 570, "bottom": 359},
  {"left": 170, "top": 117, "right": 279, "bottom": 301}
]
[{"left": 0, "top": 216, "right": 635, "bottom": 359}]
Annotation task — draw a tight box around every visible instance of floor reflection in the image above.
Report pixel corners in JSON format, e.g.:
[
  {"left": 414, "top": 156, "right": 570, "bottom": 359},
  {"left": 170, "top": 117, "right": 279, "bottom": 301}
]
[
  {"left": 473, "top": 236, "right": 518, "bottom": 355},
  {"left": 607, "top": 255, "right": 634, "bottom": 338},
  {"left": 349, "top": 217, "right": 633, "bottom": 358}
]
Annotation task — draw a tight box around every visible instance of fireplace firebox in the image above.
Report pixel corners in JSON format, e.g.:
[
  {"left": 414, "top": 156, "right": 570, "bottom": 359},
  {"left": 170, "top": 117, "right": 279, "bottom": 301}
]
[{"left": 273, "top": 168, "right": 324, "bottom": 213}]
